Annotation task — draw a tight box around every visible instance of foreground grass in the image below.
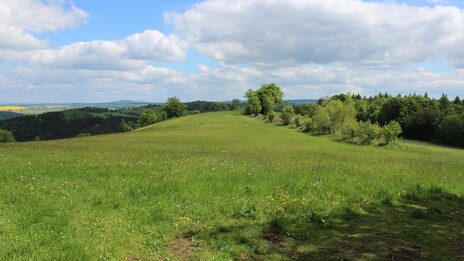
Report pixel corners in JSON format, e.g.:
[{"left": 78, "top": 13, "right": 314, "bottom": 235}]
[{"left": 1, "top": 111, "right": 463, "bottom": 260}]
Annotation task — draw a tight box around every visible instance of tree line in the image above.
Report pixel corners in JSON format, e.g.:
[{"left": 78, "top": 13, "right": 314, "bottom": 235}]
[
  {"left": 0, "top": 97, "right": 244, "bottom": 142},
  {"left": 244, "top": 84, "right": 464, "bottom": 147}
]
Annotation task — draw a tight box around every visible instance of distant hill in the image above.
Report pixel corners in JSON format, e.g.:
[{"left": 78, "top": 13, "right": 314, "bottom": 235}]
[{"left": 106, "top": 100, "right": 149, "bottom": 104}]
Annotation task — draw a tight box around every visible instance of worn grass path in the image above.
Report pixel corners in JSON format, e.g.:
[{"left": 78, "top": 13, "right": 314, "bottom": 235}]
[{"left": 1, "top": 111, "right": 463, "bottom": 260}]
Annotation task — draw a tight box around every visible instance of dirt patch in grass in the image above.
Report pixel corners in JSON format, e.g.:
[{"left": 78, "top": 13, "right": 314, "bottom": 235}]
[
  {"left": 263, "top": 229, "right": 284, "bottom": 246},
  {"left": 168, "top": 236, "right": 194, "bottom": 260}
]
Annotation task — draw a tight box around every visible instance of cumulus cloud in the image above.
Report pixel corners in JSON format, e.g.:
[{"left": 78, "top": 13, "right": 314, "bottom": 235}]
[
  {"left": 196, "top": 64, "right": 211, "bottom": 72},
  {"left": 166, "top": 0, "right": 464, "bottom": 68},
  {"left": 3, "top": 58, "right": 464, "bottom": 103},
  {"left": 2, "top": 0, "right": 464, "bottom": 103},
  {"left": 28, "top": 40, "right": 143, "bottom": 70},
  {"left": 0, "top": 0, "right": 87, "bottom": 50},
  {"left": 123, "top": 30, "right": 188, "bottom": 61},
  {"left": 25, "top": 30, "right": 188, "bottom": 70}
]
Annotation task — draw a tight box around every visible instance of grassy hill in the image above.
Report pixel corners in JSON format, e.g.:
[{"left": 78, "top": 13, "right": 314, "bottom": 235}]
[{"left": 1, "top": 111, "right": 463, "bottom": 260}]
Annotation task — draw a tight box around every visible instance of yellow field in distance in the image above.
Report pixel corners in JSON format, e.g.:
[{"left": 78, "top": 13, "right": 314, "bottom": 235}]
[{"left": 0, "top": 106, "right": 26, "bottom": 111}]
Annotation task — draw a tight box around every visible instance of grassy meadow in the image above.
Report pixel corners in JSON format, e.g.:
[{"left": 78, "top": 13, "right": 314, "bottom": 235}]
[{"left": 1, "top": 111, "right": 463, "bottom": 260}]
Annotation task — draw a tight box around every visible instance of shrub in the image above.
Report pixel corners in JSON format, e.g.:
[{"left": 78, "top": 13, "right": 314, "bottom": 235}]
[
  {"left": 312, "top": 110, "right": 331, "bottom": 133},
  {"left": 189, "top": 110, "right": 201, "bottom": 115},
  {"left": 159, "top": 111, "right": 168, "bottom": 121},
  {"left": 267, "top": 111, "right": 276, "bottom": 123},
  {"left": 341, "top": 121, "right": 383, "bottom": 145},
  {"left": 357, "top": 121, "right": 383, "bottom": 145},
  {"left": 0, "top": 129, "right": 15, "bottom": 143},
  {"left": 120, "top": 119, "right": 133, "bottom": 132},
  {"left": 75, "top": 133, "right": 91, "bottom": 138},
  {"left": 340, "top": 120, "right": 403, "bottom": 146},
  {"left": 294, "top": 115, "right": 303, "bottom": 128},
  {"left": 302, "top": 116, "right": 313, "bottom": 132},
  {"left": 382, "top": 120, "right": 402, "bottom": 145},
  {"left": 139, "top": 109, "right": 158, "bottom": 127},
  {"left": 281, "top": 105, "right": 295, "bottom": 125}
]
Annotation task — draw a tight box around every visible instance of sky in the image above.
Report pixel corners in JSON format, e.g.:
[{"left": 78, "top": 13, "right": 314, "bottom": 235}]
[{"left": 1, "top": 0, "right": 464, "bottom": 103}]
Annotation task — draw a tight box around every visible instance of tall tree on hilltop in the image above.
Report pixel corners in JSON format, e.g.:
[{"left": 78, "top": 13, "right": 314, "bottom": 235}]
[
  {"left": 162, "top": 97, "right": 187, "bottom": 118},
  {"left": 244, "top": 90, "right": 261, "bottom": 116},
  {"left": 256, "top": 83, "right": 283, "bottom": 115}
]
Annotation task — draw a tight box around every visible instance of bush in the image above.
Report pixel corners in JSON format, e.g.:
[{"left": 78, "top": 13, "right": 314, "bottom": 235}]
[
  {"left": 159, "top": 111, "right": 168, "bottom": 121},
  {"left": 312, "top": 110, "right": 331, "bottom": 133},
  {"left": 341, "top": 121, "right": 383, "bottom": 145},
  {"left": 76, "top": 133, "right": 91, "bottom": 138},
  {"left": 383, "top": 121, "right": 402, "bottom": 145},
  {"left": 340, "top": 120, "right": 402, "bottom": 146},
  {"left": 281, "top": 105, "right": 295, "bottom": 125},
  {"left": 302, "top": 116, "right": 313, "bottom": 132},
  {"left": 0, "top": 129, "right": 15, "bottom": 143},
  {"left": 267, "top": 111, "right": 276, "bottom": 123},
  {"left": 120, "top": 119, "right": 133, "bottom": 132},
  {"left": 294, "top": 115, "right": 303, "bottom": 128},
  {"left": 140, "top": 109, "right": 158, "bottom": 127}
]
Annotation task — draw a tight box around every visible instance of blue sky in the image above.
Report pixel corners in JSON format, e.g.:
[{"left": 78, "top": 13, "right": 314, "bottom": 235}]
[
  {"left": 40, "top": 1, "right": 195, "bottom": 44},
  {"left": 1, "top": 0, "right": 463, "bottom": 103}
]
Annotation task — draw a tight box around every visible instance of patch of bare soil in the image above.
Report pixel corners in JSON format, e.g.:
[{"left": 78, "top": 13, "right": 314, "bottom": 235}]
[{"left": 168, "top": 236, "right": 194, "bottom": 260}]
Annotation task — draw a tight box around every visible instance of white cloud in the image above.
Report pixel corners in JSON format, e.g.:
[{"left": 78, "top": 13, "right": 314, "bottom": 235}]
[
  {"left": 427, "top": 0, "right": 447, "bottom": 4},
  {"left": 3, "top": 59, "right": 464, "bottom": 103},
  {"left": 25, "top": 30, "right": 188, "bottom": 70},
  {"left": 0, "top": 0, "right": 87, "bottom": 50},
  {"left": 166, "top": 0, "right": 464, "bottom": 68},
  {"left": 28, "top": 40, "right": 143, "bottom": 70},
  {"left": 2, "top": 0, "right": 464, "bottom": 103},
  {"left": 196, "top": 64, "right": 211, "bottom": 72},
  {"left": 123, "top": 30, "right": 188, "bottom": 61}
]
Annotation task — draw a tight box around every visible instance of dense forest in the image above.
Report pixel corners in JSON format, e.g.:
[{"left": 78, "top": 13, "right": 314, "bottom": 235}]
[
  {"left": 0, "top": 111, "right": 22, "bottom": 120},
  {"left": 0, "top": 107, "right": 140, "bottom": 142}
]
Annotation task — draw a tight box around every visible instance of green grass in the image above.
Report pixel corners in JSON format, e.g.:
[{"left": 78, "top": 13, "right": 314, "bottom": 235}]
[{"left": 1, "top": 111, "right": 463, "bottom": 260}]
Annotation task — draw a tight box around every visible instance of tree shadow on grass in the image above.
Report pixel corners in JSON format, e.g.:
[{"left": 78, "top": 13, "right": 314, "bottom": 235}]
[
  {"left": 257, "top": 187, "right": 464, "bottom": 260},
  {"left": 180, "top": 187, "right": 464, "bottom": 260}
]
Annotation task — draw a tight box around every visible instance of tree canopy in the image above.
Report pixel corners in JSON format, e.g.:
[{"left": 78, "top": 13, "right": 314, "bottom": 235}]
[
  {"left": 244, "top": 83, "right": 283, "bottom": 116},
  {"left": 0, "top": 129, "right": 15, "bottom": 143},
  {"left": 140, "top": 109, "right": 158, "bottom": 127},
  {"left": 162, "top": 97, "right": 187, "bottom": 118}
]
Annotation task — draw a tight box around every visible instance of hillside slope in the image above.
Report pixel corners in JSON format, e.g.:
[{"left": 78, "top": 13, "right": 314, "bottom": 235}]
[{"left": 1, "top": 111, "right": 463, "bottom": 260}]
